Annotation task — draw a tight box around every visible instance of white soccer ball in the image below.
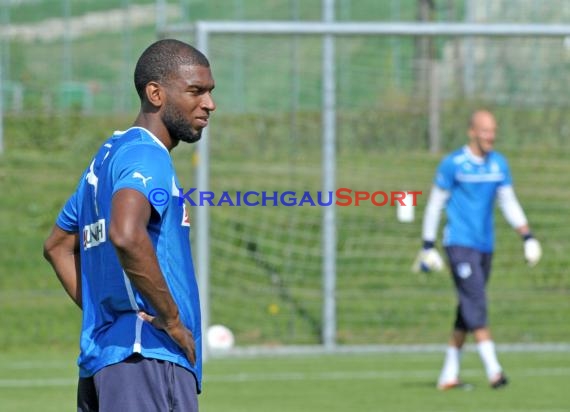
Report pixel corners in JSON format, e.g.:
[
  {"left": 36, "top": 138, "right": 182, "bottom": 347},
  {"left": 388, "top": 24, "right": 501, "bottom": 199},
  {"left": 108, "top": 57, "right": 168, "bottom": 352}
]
[{"left": 206, "top": 324, "right": 235, "bottom": 351}]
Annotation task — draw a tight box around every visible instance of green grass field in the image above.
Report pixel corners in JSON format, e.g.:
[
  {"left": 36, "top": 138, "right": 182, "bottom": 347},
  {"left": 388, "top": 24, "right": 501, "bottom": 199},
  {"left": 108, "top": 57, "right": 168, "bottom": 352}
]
[
  {"left": 1, "top": 115, "right": 570, "bottom": 349},
  {"left": 1, "top": 349, "right": 569, "bottom": 411}
]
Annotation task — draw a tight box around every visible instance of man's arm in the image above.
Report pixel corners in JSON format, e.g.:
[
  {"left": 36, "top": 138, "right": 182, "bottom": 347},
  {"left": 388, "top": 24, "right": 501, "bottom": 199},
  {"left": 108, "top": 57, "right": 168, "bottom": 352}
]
[
  {"left": 413, "top": 185, "right": 450, "bottom": 273},
  {"left": 422, "top": 185, "right": 450, "bottom": 245},
  {"left": 497, "top": 185, "right": 542, "bottom": 266},
  {"left": 43, "top": 226, "right": 82, "bottom": 308},
  {"left": 496, "top": 185, "right": 528, "bottom": 232},
  {"left": 109, "top": 188, "right": 196, "bottom": 364}
]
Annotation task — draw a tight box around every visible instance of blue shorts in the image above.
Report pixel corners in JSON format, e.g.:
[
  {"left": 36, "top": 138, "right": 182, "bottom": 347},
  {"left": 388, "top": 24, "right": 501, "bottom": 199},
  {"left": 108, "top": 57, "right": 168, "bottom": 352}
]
[
  {"left": 445, "top": 246, "right": 493, "bottom": 331},
  {"left": 77, "top": 354, "right": 198, "bottom": 412}
]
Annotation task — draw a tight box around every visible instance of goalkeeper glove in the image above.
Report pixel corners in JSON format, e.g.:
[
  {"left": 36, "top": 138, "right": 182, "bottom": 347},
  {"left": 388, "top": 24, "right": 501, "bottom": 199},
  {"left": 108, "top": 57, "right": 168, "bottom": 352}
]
[
  {"left": 412, "top": 241, "right": 445, "bottom": 273},
  {"left": 522, "top": 233, "right": 542, "bottom": 267}
]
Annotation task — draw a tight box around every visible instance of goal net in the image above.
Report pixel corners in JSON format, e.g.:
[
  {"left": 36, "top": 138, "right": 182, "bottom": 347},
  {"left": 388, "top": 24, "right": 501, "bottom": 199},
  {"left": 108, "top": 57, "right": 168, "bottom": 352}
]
[{"left": 166, "top": 21, "right": 570, "bottom": 354}]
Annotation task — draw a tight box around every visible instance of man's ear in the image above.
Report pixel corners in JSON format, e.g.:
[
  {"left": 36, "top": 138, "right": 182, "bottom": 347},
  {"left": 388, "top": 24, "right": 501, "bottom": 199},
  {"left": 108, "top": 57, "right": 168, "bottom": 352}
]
[{"left": 144, "top": 81, "right": 164, "bottom": 108}]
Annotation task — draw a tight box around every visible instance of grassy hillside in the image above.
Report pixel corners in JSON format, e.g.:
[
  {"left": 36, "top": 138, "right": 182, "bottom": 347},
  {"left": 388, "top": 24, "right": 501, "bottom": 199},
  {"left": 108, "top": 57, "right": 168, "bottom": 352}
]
[
  {"left": 1, "top": 110, "right": 569, "bottom": 350},
  {"left": 6, "top": 0, "right": 424, "bottom": 24},
  {"left": 3, "top": 0, "right": 446, "bottom": 114}
]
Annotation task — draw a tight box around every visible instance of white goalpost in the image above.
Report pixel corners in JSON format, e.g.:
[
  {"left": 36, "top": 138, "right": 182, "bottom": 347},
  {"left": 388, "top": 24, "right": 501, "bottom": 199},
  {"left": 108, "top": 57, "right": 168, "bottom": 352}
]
[{"left": 159, "top": 21, "right": 570, "bottom": 358}]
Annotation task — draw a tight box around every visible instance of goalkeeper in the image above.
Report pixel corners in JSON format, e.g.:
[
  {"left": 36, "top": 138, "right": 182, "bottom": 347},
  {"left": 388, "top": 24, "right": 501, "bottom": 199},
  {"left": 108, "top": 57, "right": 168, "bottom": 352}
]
[{"left": 414, "top": 109, "right": 542, "bottom": 390}]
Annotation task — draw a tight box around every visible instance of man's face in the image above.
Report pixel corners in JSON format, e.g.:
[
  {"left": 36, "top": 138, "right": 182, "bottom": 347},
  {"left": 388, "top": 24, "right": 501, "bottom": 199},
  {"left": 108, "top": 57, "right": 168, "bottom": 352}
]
[
  {"left": 468, "top": 112, "right": 497, "bottom": 156},
  {"left": 161, "top": 64, "right": 216, "bottom": 144}
]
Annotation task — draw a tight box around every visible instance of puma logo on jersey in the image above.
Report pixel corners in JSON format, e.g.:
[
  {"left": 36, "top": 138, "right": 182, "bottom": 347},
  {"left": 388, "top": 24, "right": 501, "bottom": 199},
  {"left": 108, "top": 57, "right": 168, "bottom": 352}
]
[{"left": 132, "top": 172, "right": 153, "bottom": 187}]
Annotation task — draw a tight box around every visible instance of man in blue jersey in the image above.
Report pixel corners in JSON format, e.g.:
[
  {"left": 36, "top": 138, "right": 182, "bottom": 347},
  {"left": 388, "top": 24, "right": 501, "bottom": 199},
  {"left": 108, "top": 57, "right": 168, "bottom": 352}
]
[
  {"left": 43, "top": 39, "right": 215, "bottom": 411},
  {"left": 414, "top": 110, "right": 542, "bottom": 390}
]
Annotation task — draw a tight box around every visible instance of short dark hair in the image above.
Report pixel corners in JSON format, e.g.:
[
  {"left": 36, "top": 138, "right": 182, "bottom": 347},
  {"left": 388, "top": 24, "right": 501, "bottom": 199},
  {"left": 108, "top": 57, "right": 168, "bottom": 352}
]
[{"left": 134, "top": 39, "right": 210, "bottom": 100}]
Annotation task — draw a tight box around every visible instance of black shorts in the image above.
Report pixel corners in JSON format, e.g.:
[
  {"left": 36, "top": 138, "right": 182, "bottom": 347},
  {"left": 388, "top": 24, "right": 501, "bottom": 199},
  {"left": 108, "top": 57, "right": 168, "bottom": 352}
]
[
  {"left": 77, "top": 354, "right": 198, "bottom": 412},
  {"left": 445, "top": 246, "right": 493, "bottom": 331}
]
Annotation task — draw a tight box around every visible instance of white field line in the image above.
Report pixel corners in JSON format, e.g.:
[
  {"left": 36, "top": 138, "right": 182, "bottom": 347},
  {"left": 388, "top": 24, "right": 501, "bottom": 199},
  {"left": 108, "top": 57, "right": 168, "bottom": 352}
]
[
  {"left": 208, "top": 343, "right": 570, "bottom": 358},
  {"left": 0, "top": 378, "right": 76, "bottom": 388},
  {"left": 1, "top": 367, "right": 569, "bottom": 388},
  {"left": 203, "top": 367, "right": 570, "bottom": 383}
]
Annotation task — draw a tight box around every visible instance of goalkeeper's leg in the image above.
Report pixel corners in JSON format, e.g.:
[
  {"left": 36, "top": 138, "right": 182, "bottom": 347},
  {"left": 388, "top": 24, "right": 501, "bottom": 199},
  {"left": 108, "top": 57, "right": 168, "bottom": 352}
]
[
  {"left": 474, "top": 328, "right": 506, "bottom": 387},
  {"left": 445, "top": 247, "right": 507, "bottom": 388},
  {"left": 437, "top": 328, "right": 467, "bottom": 389}
]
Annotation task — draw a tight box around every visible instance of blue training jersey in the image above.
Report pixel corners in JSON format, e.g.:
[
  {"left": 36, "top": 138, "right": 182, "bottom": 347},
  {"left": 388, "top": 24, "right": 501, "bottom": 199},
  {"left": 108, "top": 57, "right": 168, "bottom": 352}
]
[
  {"left": 434, "top": 145, "right": 512, "bottom": 253},
  {"left": 56, "top": 127, "right": 202, "bottom": 389}
]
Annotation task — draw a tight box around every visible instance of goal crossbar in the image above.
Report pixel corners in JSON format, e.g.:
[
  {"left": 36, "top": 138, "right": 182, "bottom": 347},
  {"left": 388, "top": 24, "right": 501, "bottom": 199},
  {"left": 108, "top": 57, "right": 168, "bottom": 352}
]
[{"left": 163, "top": 21, "right": 570, "bottom": 37}]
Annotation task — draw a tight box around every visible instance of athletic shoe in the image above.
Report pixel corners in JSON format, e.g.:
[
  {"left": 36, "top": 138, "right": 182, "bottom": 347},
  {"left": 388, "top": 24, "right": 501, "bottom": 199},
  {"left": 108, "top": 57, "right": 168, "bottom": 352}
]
[
  {"left": 490, "top": 373, "right": 508, "bottom": 389},
  {"left": 437, "top": 380, "right": 473, "bottom": 391}
]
